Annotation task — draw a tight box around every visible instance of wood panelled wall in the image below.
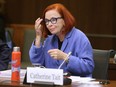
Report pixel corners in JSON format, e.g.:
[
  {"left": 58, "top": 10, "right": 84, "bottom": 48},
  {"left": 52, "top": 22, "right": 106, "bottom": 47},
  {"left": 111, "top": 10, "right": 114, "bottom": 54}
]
[
  {"left": 3, "top": 0, "right": 116, "bottom": 50},
  {"left": 7, "top": 24, "right": 34, "bottom": 52}
]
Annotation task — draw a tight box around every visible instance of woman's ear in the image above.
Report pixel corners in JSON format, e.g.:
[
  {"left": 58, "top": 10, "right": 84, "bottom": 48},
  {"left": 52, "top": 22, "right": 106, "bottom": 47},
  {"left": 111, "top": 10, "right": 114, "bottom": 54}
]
[{"left": 63, "top": 20, "right": 65, "bottom": 26}]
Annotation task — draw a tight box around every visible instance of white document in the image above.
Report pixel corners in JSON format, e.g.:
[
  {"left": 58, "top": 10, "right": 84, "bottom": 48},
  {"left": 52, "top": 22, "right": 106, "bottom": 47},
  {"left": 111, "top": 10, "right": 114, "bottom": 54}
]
[
  {"left": 68, "top": 76, "right": 95, "bottom": 82},
  {"left": 68, "top": 76, "right": 99, "bottom": 84},
  {"left": 0, "top": 69, "right": 26, "bottom": 79}
]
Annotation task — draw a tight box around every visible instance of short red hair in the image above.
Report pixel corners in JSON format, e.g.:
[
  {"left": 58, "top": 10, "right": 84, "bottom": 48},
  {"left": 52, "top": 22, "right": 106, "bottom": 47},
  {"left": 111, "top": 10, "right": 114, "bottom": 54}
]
[{"left": 41, "top": 3, "right": 75, "bottom": 38}]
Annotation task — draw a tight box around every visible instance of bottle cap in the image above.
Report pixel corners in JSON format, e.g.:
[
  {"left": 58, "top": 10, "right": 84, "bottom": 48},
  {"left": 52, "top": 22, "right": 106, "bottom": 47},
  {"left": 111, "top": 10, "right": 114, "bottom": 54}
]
[{"left": 13, "top": 47, "right": 20, "bottom": 52}]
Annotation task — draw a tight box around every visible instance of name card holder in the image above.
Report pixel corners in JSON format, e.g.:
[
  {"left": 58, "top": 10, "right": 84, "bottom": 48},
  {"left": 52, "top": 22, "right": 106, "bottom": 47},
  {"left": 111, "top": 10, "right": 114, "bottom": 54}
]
[
  {"left": 23, "top": 73, "right": 55, "bottom": 86},
  {"left": 33, "top": 81, "right": 54, "bottom": 87},
  {"left": 24, "top": 67, "right": 63, "bottom": 86}
]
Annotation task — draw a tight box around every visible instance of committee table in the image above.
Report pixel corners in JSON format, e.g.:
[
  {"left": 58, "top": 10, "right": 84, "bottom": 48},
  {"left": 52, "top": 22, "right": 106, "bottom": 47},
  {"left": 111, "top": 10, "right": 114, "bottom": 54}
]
[
  {"left": 108, "top": 58, "right": 116, "bottom": 80},
  {"left": 0, "top": 77, "right": 116, "bottom": 87}
]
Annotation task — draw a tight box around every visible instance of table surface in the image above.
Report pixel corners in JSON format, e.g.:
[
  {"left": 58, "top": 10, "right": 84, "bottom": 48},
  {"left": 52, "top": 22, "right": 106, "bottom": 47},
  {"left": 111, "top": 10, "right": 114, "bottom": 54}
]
[
  {"left": 0, "top": 77, "right": 116, "bottom": 87},
  {"left": 0, "top": 59, "right": 116, "bottom": 87}
]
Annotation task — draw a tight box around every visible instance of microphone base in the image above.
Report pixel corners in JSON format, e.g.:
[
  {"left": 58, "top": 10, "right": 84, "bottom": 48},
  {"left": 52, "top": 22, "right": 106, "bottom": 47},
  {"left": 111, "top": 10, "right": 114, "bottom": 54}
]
[{"left": 63, "top": 77, "right": 72, "bottom": 85}]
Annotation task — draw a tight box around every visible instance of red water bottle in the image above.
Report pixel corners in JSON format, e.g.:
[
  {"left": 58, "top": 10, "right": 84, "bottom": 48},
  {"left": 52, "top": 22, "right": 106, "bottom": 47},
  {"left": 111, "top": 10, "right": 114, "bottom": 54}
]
[{"left": 11, "top": 46, "right": 21, "bottom": 82}]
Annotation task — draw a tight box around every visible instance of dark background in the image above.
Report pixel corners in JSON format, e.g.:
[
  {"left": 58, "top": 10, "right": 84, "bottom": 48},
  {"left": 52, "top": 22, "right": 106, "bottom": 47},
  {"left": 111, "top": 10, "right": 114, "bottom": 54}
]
[{"left": 1, "top": 0, "right": 116, "bottom": 50}]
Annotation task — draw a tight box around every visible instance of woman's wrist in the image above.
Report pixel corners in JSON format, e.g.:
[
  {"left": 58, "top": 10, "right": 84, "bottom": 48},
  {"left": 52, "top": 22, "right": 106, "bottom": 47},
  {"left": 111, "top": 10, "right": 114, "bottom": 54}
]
[{"left": 35, "top": 36, "right": 41, "bottom": 47}]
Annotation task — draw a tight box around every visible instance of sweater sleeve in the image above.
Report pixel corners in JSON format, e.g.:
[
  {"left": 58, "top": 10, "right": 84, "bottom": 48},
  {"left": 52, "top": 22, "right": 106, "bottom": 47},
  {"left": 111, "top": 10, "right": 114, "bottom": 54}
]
[
  {"left": 29, "top": 42, "right": 45, "bottom": 66},
  {"left": 67, "top": 41, "right": 94, "bottom": 77}
]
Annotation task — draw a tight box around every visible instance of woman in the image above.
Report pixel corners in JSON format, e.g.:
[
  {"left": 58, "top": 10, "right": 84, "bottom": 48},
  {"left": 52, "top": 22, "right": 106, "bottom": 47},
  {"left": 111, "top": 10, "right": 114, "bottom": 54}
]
[{"left": 29, "top": 3, "right": 94, "bottom": 77}]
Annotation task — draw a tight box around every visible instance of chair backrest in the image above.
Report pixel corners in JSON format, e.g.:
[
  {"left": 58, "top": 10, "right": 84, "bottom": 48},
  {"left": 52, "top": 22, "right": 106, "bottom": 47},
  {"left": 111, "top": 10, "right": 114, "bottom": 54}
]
[
  {"left": 109, "top": 49, "right": 116, "bottom": 58},
  {"left": 5, "top": 27, "right": 14, "bottom": 50},
  {"left": 21, "top": 29, "right": 35, "bottom": 68},
  {"left": 92, "top": 49, "right": 110, "bottom": 80}
]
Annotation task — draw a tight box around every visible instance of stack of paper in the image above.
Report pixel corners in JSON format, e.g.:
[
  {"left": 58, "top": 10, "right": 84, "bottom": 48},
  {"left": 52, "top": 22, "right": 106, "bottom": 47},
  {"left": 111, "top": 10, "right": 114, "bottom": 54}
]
[
  {"left": 68, "top": 76, "right": 99, "bottom": 84},
  {"left": 0, "top": 69, "right": 26, "bottom": 79}
]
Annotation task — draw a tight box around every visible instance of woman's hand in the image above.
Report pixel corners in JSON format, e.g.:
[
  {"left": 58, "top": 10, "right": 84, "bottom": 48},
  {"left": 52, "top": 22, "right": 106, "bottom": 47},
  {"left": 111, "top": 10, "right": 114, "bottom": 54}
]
[
  {"left": 34, "top": 18, "right": 43, "bottom": 47},
  {"left": 48, "top": 49, "right": 68, "bottom": 60},
  {"left": 35, "top": 17, "right": 43, "bottom": 37}
]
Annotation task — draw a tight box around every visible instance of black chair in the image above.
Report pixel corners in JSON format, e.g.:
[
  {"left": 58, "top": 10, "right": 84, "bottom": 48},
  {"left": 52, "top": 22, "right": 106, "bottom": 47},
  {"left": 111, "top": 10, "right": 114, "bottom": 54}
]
[
  {"left": 92, "top": 49, "right": 110, "bottom": 80},
  {"left": 5, "top": 28, "right": 14, "bottom": 69},
  {"left": 5, "top": 27, "right": 14, "bottom": 50},
  {"left": 21, "top": 29, "right": 35, "bottom": 68},
  {"left": 109, "top": 49, "right": 116, "bottom": 58}
]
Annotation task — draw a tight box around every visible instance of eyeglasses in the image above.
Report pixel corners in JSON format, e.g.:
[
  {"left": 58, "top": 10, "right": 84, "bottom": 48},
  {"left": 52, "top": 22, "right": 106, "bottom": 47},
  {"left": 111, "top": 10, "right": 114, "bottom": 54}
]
[{"left": 45, "top": 17, "right": 62, "bottom": 25}]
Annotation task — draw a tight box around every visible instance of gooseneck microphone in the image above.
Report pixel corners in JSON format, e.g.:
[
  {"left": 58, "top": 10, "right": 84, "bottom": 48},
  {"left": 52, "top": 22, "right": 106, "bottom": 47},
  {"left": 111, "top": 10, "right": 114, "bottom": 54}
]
[{"left": 58, "top": 52, "right": 72, "bottom": 69}]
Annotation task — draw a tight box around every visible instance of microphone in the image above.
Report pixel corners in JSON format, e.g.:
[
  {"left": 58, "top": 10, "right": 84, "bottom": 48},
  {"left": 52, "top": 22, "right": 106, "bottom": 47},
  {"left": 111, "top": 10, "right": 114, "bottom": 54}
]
[
  {"left": 58, "top": 52, "right": 71, "bottom": 69},
  {"left": 57, "top": 52, "right": 72, "bottom": 85}
]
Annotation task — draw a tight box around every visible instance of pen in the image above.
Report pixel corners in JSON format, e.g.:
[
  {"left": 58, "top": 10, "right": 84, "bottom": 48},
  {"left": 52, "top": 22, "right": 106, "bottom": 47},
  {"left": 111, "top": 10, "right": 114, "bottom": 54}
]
[{"left": 58, "top": 52, "right": 72, "bottom": 69}]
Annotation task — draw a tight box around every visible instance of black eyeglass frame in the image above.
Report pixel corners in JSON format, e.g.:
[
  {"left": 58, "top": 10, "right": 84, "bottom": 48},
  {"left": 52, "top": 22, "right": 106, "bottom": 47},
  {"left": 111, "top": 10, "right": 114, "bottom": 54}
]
[{"left": 44, "top": 17, "right": 62, "bottom": 25}]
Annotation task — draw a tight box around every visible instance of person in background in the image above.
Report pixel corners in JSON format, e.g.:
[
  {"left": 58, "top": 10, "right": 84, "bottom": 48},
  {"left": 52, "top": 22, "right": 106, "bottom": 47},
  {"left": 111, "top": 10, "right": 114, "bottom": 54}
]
[
  {"left": 29, "top": 3, "right": 94, "bottom": 77},
  {"left": 0, "top": 13, "right": 6, "bottom": 42},
  {"left": 0, "top": 14, "right": 12, "bottom": 70},
  {"left": 0, "top": 39, "right": 11, "bottom": 70},
  {"left": 0, "top": 13, "right": 13, "bottom": 51}
]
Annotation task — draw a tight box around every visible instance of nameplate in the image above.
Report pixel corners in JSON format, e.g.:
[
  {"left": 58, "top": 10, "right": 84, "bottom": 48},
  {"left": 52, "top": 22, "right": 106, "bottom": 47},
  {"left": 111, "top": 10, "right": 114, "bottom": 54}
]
[{"left": 27, "top": 67, "right": 63, "bottom": 85}]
